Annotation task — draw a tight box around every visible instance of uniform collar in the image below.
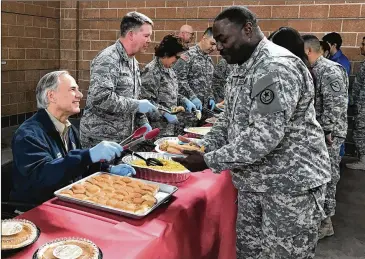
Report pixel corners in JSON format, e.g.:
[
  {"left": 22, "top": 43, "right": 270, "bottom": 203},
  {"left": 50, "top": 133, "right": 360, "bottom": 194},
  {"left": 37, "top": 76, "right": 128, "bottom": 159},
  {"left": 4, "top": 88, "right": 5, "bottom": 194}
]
[
  {"left": 156, "top": 57, "right": 170, "bottom": 74},
  {"left": 45, "top": 109, "right": 71, "bottom": 136},
  {"left": 235, "top": 38, "right": 267, "bottom": 74},
  {"left": 312, "top": 55, "right": 324, "bottom": 68},
  {"left": 193, "top": 44, "right": 207, "bottom": 56},
  {"left": 116, "top": 39, "right": 130, "bottom": 62}
]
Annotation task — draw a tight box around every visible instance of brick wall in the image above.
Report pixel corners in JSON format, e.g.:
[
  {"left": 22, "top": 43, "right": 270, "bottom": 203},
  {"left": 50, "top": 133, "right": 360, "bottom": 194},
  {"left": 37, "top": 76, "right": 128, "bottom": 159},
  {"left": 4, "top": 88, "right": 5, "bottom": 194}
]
[
  {"left": 1, "top": 1, "right": 60, "bottom": 127},
  {"left": 1, "top": 0, "right": 364, "bottom": 155}
]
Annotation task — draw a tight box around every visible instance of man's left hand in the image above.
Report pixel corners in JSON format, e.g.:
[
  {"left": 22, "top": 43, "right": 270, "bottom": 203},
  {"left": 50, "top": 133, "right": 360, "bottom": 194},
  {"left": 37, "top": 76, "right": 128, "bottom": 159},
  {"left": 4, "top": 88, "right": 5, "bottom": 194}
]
[
  {"left": 325, "top": 133, "right": 334, "bottom": 146},
  {"left": 172, "top": 150, "right": 208, "bottom": 172}
]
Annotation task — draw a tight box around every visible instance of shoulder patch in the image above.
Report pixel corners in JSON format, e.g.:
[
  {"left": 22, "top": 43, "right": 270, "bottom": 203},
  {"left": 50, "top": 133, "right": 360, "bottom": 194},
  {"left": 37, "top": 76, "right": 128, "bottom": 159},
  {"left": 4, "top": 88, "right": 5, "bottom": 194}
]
[
  {"left": 330, "top": 80, "right": 341, "bottom": 92},
  {"left": 180, "top": 54, "right": 189, "bottom": 62},
  {"left": 260, "top": 89, "right": 275, "bottom": 105}
]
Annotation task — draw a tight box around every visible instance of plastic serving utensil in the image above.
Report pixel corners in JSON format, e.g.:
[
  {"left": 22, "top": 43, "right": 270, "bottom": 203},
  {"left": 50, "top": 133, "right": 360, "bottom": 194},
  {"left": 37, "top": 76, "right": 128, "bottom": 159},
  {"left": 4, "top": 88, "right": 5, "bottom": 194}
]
[{"left": 124, "top": 149, "right": 163, "bottom": 166}]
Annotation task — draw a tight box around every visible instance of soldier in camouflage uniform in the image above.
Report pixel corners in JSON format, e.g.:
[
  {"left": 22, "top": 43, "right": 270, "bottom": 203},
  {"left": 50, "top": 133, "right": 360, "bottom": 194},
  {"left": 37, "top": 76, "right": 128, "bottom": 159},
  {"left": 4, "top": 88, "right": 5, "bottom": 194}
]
[
  {"left": 303, "top": 35, "right": 349, "bottom": 239},
  {"left": 212, "top": 58, "right": 232, "bottom": 103},
  {"left": 173, "top": 27, "right": 217, "bottom": 127},
  {"left": 140, "top": 35, "right": 195, "bottom": 138},
  {"left": 80, "top": 12, "right": 157, "bottom": 149},
  {"left": 346, "top": 36, "right": 365, "bottom": 171},
  {"left": 174, "top": 7, "right": 331, "bottom": 259}
]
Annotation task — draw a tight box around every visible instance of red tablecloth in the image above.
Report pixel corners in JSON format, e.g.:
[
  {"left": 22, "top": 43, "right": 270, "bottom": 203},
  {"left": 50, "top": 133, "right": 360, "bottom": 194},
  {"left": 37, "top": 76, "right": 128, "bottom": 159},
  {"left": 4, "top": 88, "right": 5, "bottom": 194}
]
[{"left": 11, "top": 170, "right": 237, "bottom": 259}]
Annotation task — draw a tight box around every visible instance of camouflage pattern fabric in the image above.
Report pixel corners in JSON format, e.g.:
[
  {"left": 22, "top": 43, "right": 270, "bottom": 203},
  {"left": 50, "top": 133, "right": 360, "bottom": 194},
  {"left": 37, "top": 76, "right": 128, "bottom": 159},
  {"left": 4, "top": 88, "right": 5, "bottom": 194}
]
[
  {"left": 311, "top": 55, "right": 349, "bottom": 139},
  {"left": 199, "top": 38, "right": 331, "bottom": 258},
  {"left": 201, "top": 38, "right": 331, "bottom": 193},
  {"left": 324, "top": 137, "right": 344, "bottom": 217},
  {"left": 352, "top": 61, "right": 365, "bottom": 155},
  {"left": 212, "top": 58, "right": 232, "bottom": 102},
  {"left": 236, "top": 186, "right": 326, "bottom": 259},
  {"left": 173, "top": 44, "right": 215, "bottom": 107},
  {"left": 140, "top": 57, "right": 181, "bottom": 137},
  {"left": 79, "top": 40, "right": 148, "bottom": 148}
]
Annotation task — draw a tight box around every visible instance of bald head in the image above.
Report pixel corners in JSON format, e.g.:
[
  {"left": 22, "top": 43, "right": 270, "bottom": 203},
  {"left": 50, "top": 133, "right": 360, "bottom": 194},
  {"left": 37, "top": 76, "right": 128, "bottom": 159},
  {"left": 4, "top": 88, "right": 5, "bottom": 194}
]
[{"left": 179, "top": 24, "right": 194, "bottom": 43}]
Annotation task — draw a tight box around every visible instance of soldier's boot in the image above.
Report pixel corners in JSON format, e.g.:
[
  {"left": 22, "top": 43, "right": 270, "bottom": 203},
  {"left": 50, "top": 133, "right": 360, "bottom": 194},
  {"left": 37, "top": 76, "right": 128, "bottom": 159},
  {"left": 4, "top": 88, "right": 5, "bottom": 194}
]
[
  {"left": 318, "top": 217, "right": 334, "bottom": 240},
  {"left": 346, "top": 155, "right": 365, "bottom": 170}
]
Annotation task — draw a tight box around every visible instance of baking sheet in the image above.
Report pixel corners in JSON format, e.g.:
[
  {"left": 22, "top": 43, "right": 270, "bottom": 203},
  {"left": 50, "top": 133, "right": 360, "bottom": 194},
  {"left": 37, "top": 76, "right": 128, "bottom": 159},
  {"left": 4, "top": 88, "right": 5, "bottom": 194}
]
[{"left": 54, "top": 172, "right": 178, "bottom": 219}]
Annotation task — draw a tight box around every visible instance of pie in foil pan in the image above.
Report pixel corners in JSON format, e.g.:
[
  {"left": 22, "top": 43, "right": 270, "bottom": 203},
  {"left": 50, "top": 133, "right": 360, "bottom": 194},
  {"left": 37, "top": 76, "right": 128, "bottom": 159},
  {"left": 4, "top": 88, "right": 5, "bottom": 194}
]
[
  {"left": 1, "top": 219, "right": 40, "bottom": 251},
  {"left": 33, "top": 237, "right": 102, "bottom": 259}
]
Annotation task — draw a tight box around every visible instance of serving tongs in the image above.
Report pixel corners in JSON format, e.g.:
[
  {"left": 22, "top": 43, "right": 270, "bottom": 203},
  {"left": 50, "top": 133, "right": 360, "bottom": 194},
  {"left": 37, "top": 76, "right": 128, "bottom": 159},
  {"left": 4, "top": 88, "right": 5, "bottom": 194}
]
[
  {"left": 124, "top": 149, "right": 163, "bottom": 166},
  {"left": 121, "top": 128, "right": 160, "bottom": 149},
  {"left": 120, "top": 126, "right": 148, "bottom": 146}
]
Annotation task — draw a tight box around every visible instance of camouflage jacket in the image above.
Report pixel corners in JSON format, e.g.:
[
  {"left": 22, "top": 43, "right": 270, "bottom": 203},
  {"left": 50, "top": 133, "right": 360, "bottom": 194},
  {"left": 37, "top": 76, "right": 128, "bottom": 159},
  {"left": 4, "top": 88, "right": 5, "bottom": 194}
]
[
  {"left": 201, "top": 38, "right": 331, "bottom": 194},
  {"left": 140, "top": 57, "right": 184, "bottom": 136},
  {"left": 311, "top": 56, "right": 349, "bottom": 138},
  {"left": 212, "top": 58, "right": 232, "bottom": 102},
  {"left": 173, "top": 45, "right": 215, "bottom": 106},
  {"left": 79, "top": 40, "right": 148, "bottom": 148},
  {"left": 352, "top": 60, "right": 365, "bottom": 110}
]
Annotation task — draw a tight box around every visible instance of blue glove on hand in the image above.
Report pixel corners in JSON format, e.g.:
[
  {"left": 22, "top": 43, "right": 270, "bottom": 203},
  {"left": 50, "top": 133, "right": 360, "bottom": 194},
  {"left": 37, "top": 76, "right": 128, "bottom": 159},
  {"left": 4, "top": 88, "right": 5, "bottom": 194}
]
[
  {"left": 138, "top": 100, "right": 158, "bottom": 113},
  {"left": 110, "top": 164, "right": 136, "bottom": 176},
  {"left": 163, "top": 113, "right": 179, "bottom": 124},
  {"left": 89, "top": 141, "right": 123, "bottom": 163},
  {"left": 182, "top": 98, "right": 197, "bottom": 113},
  {"left": 209, "top": 99, "right": 216, "bottom": 111},
  {"left": 191, "top": 97, "right": 202, "bottom": 111}
]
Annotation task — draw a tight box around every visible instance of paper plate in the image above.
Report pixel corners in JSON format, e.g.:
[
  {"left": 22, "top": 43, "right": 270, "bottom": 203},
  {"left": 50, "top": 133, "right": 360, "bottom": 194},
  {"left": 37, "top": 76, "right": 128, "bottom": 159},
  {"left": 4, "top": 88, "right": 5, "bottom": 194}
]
[
  {"left": 184, "top": 127, "right": 212, "bottom": 136},
  {"left": 154, "top": 137, "right": 197, "bottom": 157}
]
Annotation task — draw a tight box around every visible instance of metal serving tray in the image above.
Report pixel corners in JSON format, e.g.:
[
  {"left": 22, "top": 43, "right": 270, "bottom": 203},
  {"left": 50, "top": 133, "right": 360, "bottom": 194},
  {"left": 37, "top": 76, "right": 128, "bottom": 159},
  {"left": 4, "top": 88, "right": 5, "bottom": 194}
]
[{"left": 54, "top": 172, "right": 178, "bottom": 219}]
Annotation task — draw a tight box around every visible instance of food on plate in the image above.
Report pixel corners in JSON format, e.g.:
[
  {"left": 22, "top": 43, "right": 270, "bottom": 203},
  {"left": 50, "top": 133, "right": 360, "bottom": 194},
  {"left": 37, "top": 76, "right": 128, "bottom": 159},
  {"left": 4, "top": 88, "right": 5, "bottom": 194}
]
[
  {"left": 171, "top": 106, "right": 185, "bottom": 113},
  {"left": 216, "top": 100, "right": 225, "bottom": 109},
  {"left": 159, "top": 141, "right": 205, "bottom": 155},
  {"left": 131, "top": 158, "right": 187, "bottom": 172},
  {"left": 35, "top": 238, "right": 99, "bottom": 259},
  {"left": 58, "top": 174, "right": 159, "bottom": 214},
  {"left": 1, "top": 219, "right": 38, "bottom": 250}
]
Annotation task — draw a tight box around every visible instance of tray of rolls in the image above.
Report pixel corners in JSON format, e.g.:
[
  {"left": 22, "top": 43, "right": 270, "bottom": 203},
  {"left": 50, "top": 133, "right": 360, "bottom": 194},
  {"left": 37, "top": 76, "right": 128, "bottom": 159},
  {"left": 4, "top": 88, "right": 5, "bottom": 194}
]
[{"left": 54, "top": 172, "right": 178, "bottom": 219}]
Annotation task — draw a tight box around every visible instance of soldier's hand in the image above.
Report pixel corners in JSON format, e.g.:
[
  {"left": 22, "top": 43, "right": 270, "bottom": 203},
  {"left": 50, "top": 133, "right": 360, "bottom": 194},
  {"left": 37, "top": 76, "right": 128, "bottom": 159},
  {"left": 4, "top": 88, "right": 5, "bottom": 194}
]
[
  {"left": 325, "top": 133, "right": 334, "bottom": 146},
  {"left": 172, "top": 150, "right": 208, "bottom": 172},
  {"left": 182, "top": 98, "right": 196, "bottom": 113},
  {"left": 138, "top": 100, "right": 158, "bottom": 113},
  {"left": 191, "top": 97, "right": 202, "bottom": 111},
  {"left": 209, "top": 99, "right": 216, "bottom": 111}
]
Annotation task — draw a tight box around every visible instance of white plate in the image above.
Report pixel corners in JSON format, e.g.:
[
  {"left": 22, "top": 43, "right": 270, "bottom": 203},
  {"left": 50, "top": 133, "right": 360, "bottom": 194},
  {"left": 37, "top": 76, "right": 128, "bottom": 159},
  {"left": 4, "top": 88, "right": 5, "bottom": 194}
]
[
  {"left": 154, "top": 137, "right": 196, "bottom": 157},
  {"left": 184, "top": 127, "right": 212, "bottom": 136}
]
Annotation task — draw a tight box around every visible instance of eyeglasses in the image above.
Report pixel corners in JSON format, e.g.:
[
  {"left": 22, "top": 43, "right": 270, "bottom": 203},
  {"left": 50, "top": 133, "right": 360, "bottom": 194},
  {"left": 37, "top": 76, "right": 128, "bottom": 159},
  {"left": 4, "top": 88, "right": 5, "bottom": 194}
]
[{"left": 361, "top": 43, "right": 365, "bottom": 46}]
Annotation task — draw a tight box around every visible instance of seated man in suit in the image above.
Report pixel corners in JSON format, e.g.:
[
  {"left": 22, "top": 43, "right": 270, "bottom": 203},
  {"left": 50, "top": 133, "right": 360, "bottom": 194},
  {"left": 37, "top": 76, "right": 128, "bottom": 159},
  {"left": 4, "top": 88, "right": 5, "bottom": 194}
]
[{"left": 10, "top": 71, "right": 135, "bottom": 211}]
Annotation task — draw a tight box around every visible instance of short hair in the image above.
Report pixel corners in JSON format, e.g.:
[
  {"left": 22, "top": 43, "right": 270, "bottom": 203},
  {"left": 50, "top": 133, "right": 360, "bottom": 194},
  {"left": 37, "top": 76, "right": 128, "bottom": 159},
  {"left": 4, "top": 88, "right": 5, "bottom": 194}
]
[
  {"left": 322, "top": 32, "right": 342, "bottom": 50},
  {"left": 363, "top": 36, "right": 365, "bottom": 40},
  {"left": 214, "top": 6, "right": 257, "bottom": 27},
  {"left": 120, "top": 11, "right": 153, "bottom": 37},
  {"left": 319, "top": 40, "right": 331, "bottom": 53},
  {"left": 154, "top": 34, "right": 188, "bottom": 57},
  {"left": 269, "top": 27, "right": 308, "bottom": 63},
  {"left": 36, "top": 70, "right": 69, "bottom": 109},
  {"left": 203, "top": 27, "right": 213, "bottom": 37},
  {"left": 302, "top": 34, "right": 321, "bottom": 53}
]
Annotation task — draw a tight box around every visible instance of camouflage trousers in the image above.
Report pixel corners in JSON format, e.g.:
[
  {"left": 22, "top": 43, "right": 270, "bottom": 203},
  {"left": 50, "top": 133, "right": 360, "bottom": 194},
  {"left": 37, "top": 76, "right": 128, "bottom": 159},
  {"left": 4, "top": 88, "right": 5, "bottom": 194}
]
[
  {"left": 236, "top": 186, "right": 326, "bottom": 259},
  {"left": 324, "top": 137, "right": 344, "bottom": 217},
  {"left": 353, "top": 107, "right": 365, "bottom": 155}
]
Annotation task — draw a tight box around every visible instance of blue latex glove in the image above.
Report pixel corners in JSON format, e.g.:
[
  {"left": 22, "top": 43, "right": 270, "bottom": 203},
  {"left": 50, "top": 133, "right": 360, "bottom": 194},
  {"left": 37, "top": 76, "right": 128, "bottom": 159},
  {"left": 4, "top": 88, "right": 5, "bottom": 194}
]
[
  {"left": 182, "top": 97, "right": 196, "bottom": 113},
  {"left": 138, "top": 100, "right": 158, "bottom": 113},
  {"left": 209, "top": 99, "right": 215, "bottom": 111},
  {"left": 89, "top": 141, "right": 123, "bottom": 163},
  {"left": 163, "top": 113, "right": 179, "bottom": 124},
  {"left": 141, "top": 123, "right": 152, "bottom": 134},
  {"left": 110, "top": 164, "right": 136, "bottom": 176},
  {"left": 191, "top": 97, "right": 202, "bottom": 111}
]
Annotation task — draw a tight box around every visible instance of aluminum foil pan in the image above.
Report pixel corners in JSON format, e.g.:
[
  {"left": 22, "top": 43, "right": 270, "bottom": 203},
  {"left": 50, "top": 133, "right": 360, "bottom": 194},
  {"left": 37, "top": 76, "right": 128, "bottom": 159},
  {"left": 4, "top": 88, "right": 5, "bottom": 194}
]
[
  {"left": 122, "top": 152, "right": 191, "bottom": 184},
  {"left": 1, "top": 219, "right": 40, "bottom": 251},
  {"left": 33, "top": 237, "right": 101, "bottom": 259}
]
